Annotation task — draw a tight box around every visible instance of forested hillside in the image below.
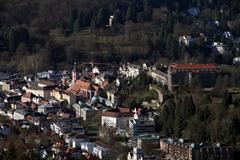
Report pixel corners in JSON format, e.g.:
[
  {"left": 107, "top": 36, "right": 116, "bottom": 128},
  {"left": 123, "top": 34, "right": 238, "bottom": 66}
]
[{"left": 0, "top": 0, "right": 240, "bottom": 73}]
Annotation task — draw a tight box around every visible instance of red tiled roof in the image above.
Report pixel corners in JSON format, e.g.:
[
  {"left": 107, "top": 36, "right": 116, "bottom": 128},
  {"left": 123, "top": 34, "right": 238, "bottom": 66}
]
[
  {"left": 39, "top": 80, "right": 56, "bottom": 86},
  {"left": 92, "top": 84, "right": 99, "bottom": 91},
  {"left": 171, "top": 64, "right": 220, "bottom": 73},
  {"left": 102, "top": 81, "right": 109, "bottom": 89},
  {"left": 22, "top": 92, "right": 35, "bottom": 99},
  {"left": 66, "top": 80, "right": 98, "bottom": 95},
  {"left": 102, "top": 111, "right": 133, "bottom": 117},
  {"left": 118, "top": 107, "right": 130, "bottom": 113}
]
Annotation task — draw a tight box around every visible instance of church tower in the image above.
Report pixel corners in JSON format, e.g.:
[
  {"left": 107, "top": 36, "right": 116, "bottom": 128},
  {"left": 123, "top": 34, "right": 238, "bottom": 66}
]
[{"left": 71, "top": 60, "right": 77, "bottom": 85}]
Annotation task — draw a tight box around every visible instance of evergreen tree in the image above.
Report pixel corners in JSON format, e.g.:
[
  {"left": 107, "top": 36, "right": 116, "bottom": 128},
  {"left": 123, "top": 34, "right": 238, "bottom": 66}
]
[
  {"left": 126, "top": 6, "right": 136, "bottom": 22},
  {"left": 70, "top": 9, "right": 78, "bottom": 33},
  {"left": 222, "top": 91, "right": 233, "bottom": 109},
  {"left": 174, "top": 99, "right": 184, "bottom": 137},
  {"left": 8, "top": 25, "right": 29, "bottom": 53},
  {"left": 182, "top": 95, "right": 196, "bottom": 118},
  {"left": 96, "top": 8, "right": 109, "bottom": 28},
  {"left": 143, "top": 0, "right": 152, "bottom": 21},
  {"left": 162, "top": 98, "right": 176, "bottom": 136},
  {"left": 73, "top": 19, "right": 81, "bottom": 33}
]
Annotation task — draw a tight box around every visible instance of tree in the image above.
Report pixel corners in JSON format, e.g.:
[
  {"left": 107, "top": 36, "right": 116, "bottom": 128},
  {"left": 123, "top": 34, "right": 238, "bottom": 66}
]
[
  {"left": 143, "top": 0, "right": 152, "bottom": 21},
  {"left": 96, "top": 8, "right": 109, "bottom": 27},
  {"left": 73, "top": 19, "right": 81, "bottom": 33},
  {"left": 162, "top": 98, "right": 176, "bottom": 136},
  {"left": 174, "top": 99, "right": 184, "bottom": 137},
  {"left": 181, "top": 95, "right": 196, "bottom": 118},
  {"left": 8, "top": 25, "right": 29, "bottom": 53},
  {"left": 126, "top": 6, "right": 136, "bottom": 22},
  {"left": 70, "top": 9, "right": 78, "bottom": 32},
  {"left": 200, "top": 93, "right": 212, "bottom": 105},
  {"left": 222, "top": 91, "right": 232, "bottom": 109}
]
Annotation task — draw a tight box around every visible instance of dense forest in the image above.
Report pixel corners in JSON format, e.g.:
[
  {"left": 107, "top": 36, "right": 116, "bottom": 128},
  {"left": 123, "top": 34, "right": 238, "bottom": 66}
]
[{"left": 0, "top": 0, "right": 240, "bottom": 73}]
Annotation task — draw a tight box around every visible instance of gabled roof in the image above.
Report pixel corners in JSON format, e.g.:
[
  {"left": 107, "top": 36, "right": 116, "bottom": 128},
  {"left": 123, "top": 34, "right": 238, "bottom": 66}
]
[
  {"left": 118, "top": 107, "right": 130, "bottom": 113},
  {"left": 66, "top": 80, "right": 98, "bottom": 95},
  {"left": 22, "top": 92, "right": 36, "bottom": 99},
  {"left": 102, "top": 108, "right": 133, "bottom": 117},
  {"left": 171, "top": 63, "right": 220, "bottom": 73},
  {"left": 38, "top": 80, "right": 57, "bottom": 87}
]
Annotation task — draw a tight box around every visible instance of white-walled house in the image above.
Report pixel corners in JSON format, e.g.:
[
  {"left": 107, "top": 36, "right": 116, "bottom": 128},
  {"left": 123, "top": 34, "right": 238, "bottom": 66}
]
[
  {"left": 93, "top": 145, "right": 114, "bottom": 160},
  {"left": 13, "top": 109, "right": 30, "bottom": 120},
  {"left": 50, "top": 120, "right": 84, "bottom": 137},
  {"left": 102, "top": 110, "right": 134, "bottom": 129},
  {"left": 233, "top": 57, "right": 240, "bottom": 64},
  {"left": 119, "top": 64, "right": 140, "bottom": 79},
  {"left": 80, "top": 142, "right": 96, "bottom": 153},
  {"left": 212, "top": 42, "right": 227, "bottom": 54},
  {"left": 38, "top": 103, "right": 60, "bottom": 115}
]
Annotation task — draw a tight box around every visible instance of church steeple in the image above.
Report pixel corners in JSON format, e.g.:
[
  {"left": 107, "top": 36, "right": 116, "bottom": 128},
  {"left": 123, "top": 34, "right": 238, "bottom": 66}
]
[{"left": 71, "top": 60, "right": 77, "bottom": 85}]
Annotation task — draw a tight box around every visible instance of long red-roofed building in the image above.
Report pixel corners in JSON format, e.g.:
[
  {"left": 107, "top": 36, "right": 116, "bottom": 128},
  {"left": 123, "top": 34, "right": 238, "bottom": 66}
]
[
  {"left": 149, "top": 63, "right": 221, "bottom": 91},
  {"left": 169, "top": 63, "right": 221, "bottom": 90},
  {"left": 170, "top": 63, "right": 221, "bottom": 73}
]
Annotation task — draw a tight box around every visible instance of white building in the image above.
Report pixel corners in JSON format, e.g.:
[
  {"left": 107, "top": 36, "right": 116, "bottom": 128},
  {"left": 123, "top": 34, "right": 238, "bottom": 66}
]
[
  {"left": 179, "top": 35, "right": 195, "bottom": 47},
  {"left": 127, "top": 147, "right": 145, "bottom": 160},
  {"left": 13, "top": 109, "right": 30, "bottom": 120},
  {"left": 102, "top": 110, "right": 133, "bottom": 129},
  {"left": 73, "top": 103, "right": 98, "bottom": 121},
  {"left": 179, "top": 33, "right": 206, "bottom": 47},
  {"left": 24, "top": 80, "right": 57, "bottom": 98},
  {"left": 148, "top": 69, "right": 168, "bottom": 86},
  {"left": 66, "top": 137, "right": 90, "bottom": 148},
  {"left": 233, "top": 57, "right": 240, "bottom": 64},
  {"left": 109, "top": 15, "right": 114, "bottom": 26},
  {"left": 128, "top": 111, "right": 156, "bottom": 137},
  {"left": 212, "top": 42, "right": 227, "bottom": 54},
  {"left": 38, "top": 103, "right": 59, "bottom": 115},
  {"left": 119, "top": 64, "right": 140, "bottom": 79},
  {"left": 93, "top": 145, "right": 114, "bottom": 160},
  {"left": 80, "top": 142, "right": 96, "bottom": 153},
  {"left": 50, "top": 120, "right": 84, "bottom": 137}
]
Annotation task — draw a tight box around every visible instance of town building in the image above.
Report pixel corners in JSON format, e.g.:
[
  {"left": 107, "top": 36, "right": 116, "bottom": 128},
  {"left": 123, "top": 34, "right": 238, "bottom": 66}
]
[
  {"left": 21, "top": 92, "right": 36, "bottom": 103},
  {"left": 160, "top": 138, "right": 232, "bottom": 160},
  {"left": 51, "top": 88, "right": 76, "bottom": 105},
  {"left": 0, "top": 81, "right": 11, "bottom": 91},
  {"left": 24, "top": 80, "right": 57, "bottom": 98},
  {"left": 127, "top": 147, "right": 155, "bottom": 160},
  {"left": 37, "top": 103, "right": 60, "bottom": 115},
  {"left": 3, "top": 90, "right": 22, "bottom": 103},
  {"left": 13, "top": 109, "right": 31, "bottom": 120},
  {"left": 212, "top": 42, "right": 228, "bottom": 54},
  {"left": 66, "top": 80, "right": 99, "bottom": 101},
  {"left": 128, "top": 111, "right": 156, "bottom": 137},
  {"left": 169, "top": 63, "right": 221, "bottom": 90},
  {"left": 50, "top": 119, "right": 85, "bottom": 137},
  {"left": 149, "top": 64, "right": 221, "bottom": 91},
  {"left": 233, "top": 57, "right": 240, "bottom": 65},
  {"left": 102, "top": 108, "right": 134, "bottom": 129},
  {"left": 92, "top": 64, "right": 114, "bottom": 76},
  {"left": 73, "top": 103, "right": 98, "bottom": 121},
  {"left": 148, "top": 68, "right": 168, "bottom": 86},
  {"left": 179, "top": 33, "right": 206, "bottom": 47},
  {"left": 119, "top": 64, "right": 140, "bottom": 79},
  {"left": 80, "top": 142, "right": 96, "bottom": 154},
  {"left": 93, "top": 145, "right": 115, "bottom": 160}
]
